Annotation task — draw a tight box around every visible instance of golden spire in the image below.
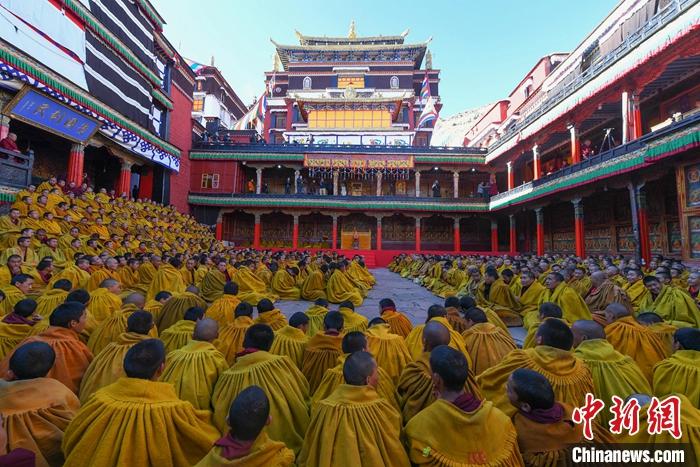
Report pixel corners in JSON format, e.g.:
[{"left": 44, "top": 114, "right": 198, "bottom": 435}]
[
  {"left": 425, "top": 50, "right": 433, "bottom": 69},
  {"left": 272, "top": 53, "right": 281, "bottom": 72},
  {"left": 210, "top": 55, "right": 215, "bottom": 66},
  {"left": 348, "top": 20, "right": 357, "bottom": 39}
]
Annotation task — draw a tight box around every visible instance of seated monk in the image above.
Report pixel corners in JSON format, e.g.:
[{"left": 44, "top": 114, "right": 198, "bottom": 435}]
[
  {"left": 312, "top": 331, "right": 399, "bottom": 410},
  {"left": 444, "top": 296, "right": 468, "bottom": 333},
  {"left": 146, "top": 257, "right": 186, "bottom": 302},
  {"left": 161, "top": 318, "right": 228, "bottom": 411},
  {"left": 518, "top": 270, "right": 547, "bottom": 321},
  {"left": 405, "top": 346, "right": 522, "bottom": 466},
  {"left": 48, "top": 257, "right": 90, "bottom": 291},
  {"left": 404, "top": 305, "right": 470, "bottom": 361},
  {"left": 78, "top": 311, "right": 154, "bottom": 404},
  {"left": 638, "top": 275, "right": 700, "bottom": 327},
  {"left": 35, "top": 279, "right": 70, "bottom": 318},
  {"left": 233, "top": 261, "right": 276, "bottom": 305},
  {"left": 304, "top": 298, "right": 329, "bottom": 337},
  {"left": 200, "top": 260, "right": 230, "bottom": 303},
  {"left": 84, "top": 257, "right": 119, "bottom": 292},
  {"left": 0, "top": 301, "right": 93, "bottom": 394},
  {"left": 0, "top": 299, "right": 41, "bottom": 359},
  {"left": 326, "top": 263, "right": 363, "bottom": 307},
  {"left": 459, "top": 295, "right": 508, "bottom": 332},
  {"left": 604, "top": 303, "right": 669, "bottom": 382},
  {"left": 378, "top": 298, "right": 413, "bottom": 338},
  {"left": 568, "top": 267, "right": 592, "bottom": 297},
  {"left": 585, "top": 271, "right": 632, "bottom": 325},
  {"left": 0, "top": 274, "right": 33, "bottom": 316},
  {"left": 155, "top": 286, "right": 207, "bottom": 333},
  {"left": 86, "top": 293, "right": 156, "bottom": 354},
  {"left": 301, "top": 311, "right": 344, "bottom": 393},
  {"left": 461, "top": 307, "right": 516, "bottom": 376},
  {"left": 254, "top": 298, "right": 287, "bottom": 331},
  {"left": 398, "top": 321, "right": 480, "bottom": 424},
  {"left": 297, "top": 351, "right": 409, "bottom": 467},
  {"left": 636, "top": 312, "right": 677, "bottom": 355},
  {"left": 195, "top": 386, "right": 294, "bottom": 467},
  {"left": 623, "top": 268, "right": 650, "bottom": 312},
  {"left": 477, "top": 318, "right": 594, "bottom": 417},
  {"left": 215, "top": 302, "right": 255, "bottom": 365},
  {"left": 144, "top": 290, "right": 172, "bottom": 324},
  {"left": 337, "top": 300, "right": 368, "bottom": 333},
  {"left": 206, "top": 281, "right": 241, "bottom": 328},
  {"left": 271, "top": 266, "right": 301, "bottom": 300},
  {"left": 301, "top": 264, "right": 327, "bottom": 301},
  {"left": 541, "top": 272, "right": 592, "bottom": 322},
  {"left": 652, "top": 328, "right": 700, "bottom": 407},
  {"left": 0, "top": 342, "right": 80, "bottom": 466},
  {"left": 523, "top": 302, "right": 567, "bottom": 349},
  {"left": 160, "top": 306, "right": 204, "bottom": 353},
  {"left": 212, "top": 324, "right": 309, "bottom": 455},
  {"left": 270, "top": 312, "right": 309, "bottom": 369},
  {"left": 87, "top": 279, "right": 122, "bottom": 324},
  {"left": 477, "top": 267, "right": 523, "bottom": 327},
  {"left": 365, "top": 317, "right": 412, "bottom": 384},
  {"left": 62, "top": 339, "right": 218, "bottom": 466},
  {"left": 572, "top": 320, "right": 651, "bottom": 428}
]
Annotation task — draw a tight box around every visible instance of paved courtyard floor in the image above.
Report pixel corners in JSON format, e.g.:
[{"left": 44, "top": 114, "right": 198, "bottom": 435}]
[{"left": 277, "top": 268, "right": 527, "bottom": 346}]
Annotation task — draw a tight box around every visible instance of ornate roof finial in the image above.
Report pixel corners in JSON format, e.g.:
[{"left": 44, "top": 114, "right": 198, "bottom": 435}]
[
  {"left": 348, "top": 19, "right": 357, "bottom": 39},
  {"left": 210, "top": 55, "right": 215, "bottom": 67},
  {"left": 272, "top": 53, "right": 281, "bottom": 72},
  {"left": 425, "top": 49, "right": 433, "bottom": 69}
]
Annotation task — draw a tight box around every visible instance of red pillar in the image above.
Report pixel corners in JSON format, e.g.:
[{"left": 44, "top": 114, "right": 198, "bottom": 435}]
[
  {"left": 532, "top": 145, "right": 541, "bottom": 180},
  {"left": 285, "top": 100, "right": 293, "bottom": 132},
  {"left": 631, "top": 93, "right": 643, "bottom": 140},
  {"left": 509, "top": 214, "right": 517, "bottom": 253},
  {"left": 292, "top": 215, "right": 299, "bottom": 249},
  {"left": 139, "top": 167, "right": 154, "bottom": 200},
  {"left": 331, "top": 216, "right": 338, "bottom": 249},
  {"left": 506, "top": 161, "right": 514, "bottom": 190},
  {"left": 573, "top": 200, "right": 585, "bottom": 258},
  {"left": 215, "top": 218, "right": 223, "bottom": 241},
  {"left": 490, "top": 219, "right": 498, "bottom": 253},
  {"left": 453, "top": 218, "right": 460, "bottom": 252},
  {"left": 67, "top": 143, "right": 85, "bottom": 186},
  {"left": 253, "top": 214, "right": 261, "bottom": 249},
  {"left": 569, "top": 125, "right": 581, "bottom": 164},
  {"left": 115, "top": 160, "right": 132, "bottom": 197},
  {"left": 637, "top": 189, "right": 651, "bottom": 265},
  {"left": 263, "top": 106, "right": 271, "bottom": 143},
  {"left": 415, "top": 218, "right": 421, "bottom": 252},
  {"left": 535, "top": 208, "right": 545, "bottom": 256},
  {"left": 376, "top": 217, "right": 382, "bottom": 251}
]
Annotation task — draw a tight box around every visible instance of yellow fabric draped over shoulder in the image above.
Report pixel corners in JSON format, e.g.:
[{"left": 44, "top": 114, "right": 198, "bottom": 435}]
[
  {"left": 519, "top": 281, "right": 547, "bottom": 316},
  {"left": 366, "top": 323, "right": 412, "bottom": 384},
  {"left": 569, "top": 276, "right": 592, "bottom": 297},
  {"left": 338, "top": 307, "right": 368, "bottom": 333},
  {"left": 623, "top": 279, "right": 651, "bottom": 312},
  {"left": 302, "top": 332, "right": 344, "bottom": 393},
  {"left": 232, "top": 267, "right": 275, "bottom": 305},
  {"left": 380, "top": 309, "right": 413, "bottom": 338},
  {"left": 200, "top": 269, "right": 228, "bottom": 303},
  {"left": 652, "top": 350, "right": 700, "bottom": 407},
  {"left": 405, "top": 399, "right": 523, "bottom": 467},
  {"left": 301, "top": 269, "right": 327, "bottom": 301},
  {"left": 476, "top": 345, "right": 594, "bottom": 417},
  {"left": 639, "top": 285, "right": 700, "bottom": 327},
  {"left": 0, "top": 322, "right": 33, "bottom": 359},
  {"left": 0, "top": 326, "right": 93, "bottom": 394},
  {"left": 211, "top": 351, "right": 309, "bottom": 454},
  {"left": 0, "top": 378, "right": 80, "bottom": 467},
  {"left": 461, "top": 322, "right": 517, "bottom": 376},
  {"left": 479, "top": 278, "right": 523, "bottom": 327},
  {"left": 160, "top": 319, "right": 196, "bottom": 353},
  {"left": 84, "top": 268, "right": 117, "bottom": 292},
  {"left": 87, "top": 288, "right": 122, "bottom": 323},
  {"left": 604, "top": 316, "right": 670, "bottom": 382},
  {"left": 270, "top": 325, "right": 309, "bottom": 369},
  {"left": 297, "top": 384, "right": 409, "bottom": 467},
  {"left": 541, "top": 282, "right": 592, "bottom": 322},
  {"left": 62, "top": 377, "right": 219, "bottom": 467},
  {"left": 0, "top": 285, "right": 25, "bottom": 316},
  {"left": 147, "top": 263, "right": 186, "bottom": 301},
  {"left": 255, "top": 309, "right": 287, "bottom": 331},
  {"left": 87, "top": 305, "right": 158, "bottom": 355},
  {"left": 271, "top": 270, "right": 301, "bottom": 300},
  {"left": 194, "top": 432, "right": 295, "bottom": 467},
  {"left": 326, "top": 269, "right": 363, "bottom": 306},
  {"left": 304, "top": 305, "right": 328, "bottom": 337},
  {"left": 48, "top": 265, "right": 89, "bottom": 291},
  {"left": 404, "top": 317, "right": 470, "bottom": 364},
  {"left": 156, "top": 291, "right": 207, "bottom": 333},
  {"left": 206, "top": 294, "right": 241, "bottom": 328},
  {"left": 573, "top": 339, "right": 651, "bottom": 427},
  {"left": 35, "top": 288, "right": 69, "bottom": 318},
  {"left": 79, "top": 331, "right": 151, "bottom": 404},
  {"left": 161, "top": 340, "right": 229, "bottom": 411},
  {"left": 215, "top": 316, "right": 254, "bottom": 365}
]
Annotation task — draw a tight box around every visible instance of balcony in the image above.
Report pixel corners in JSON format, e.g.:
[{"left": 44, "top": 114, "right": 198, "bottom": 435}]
[{"left": 0, "top": 148, "right": 33, "bottom": 189}]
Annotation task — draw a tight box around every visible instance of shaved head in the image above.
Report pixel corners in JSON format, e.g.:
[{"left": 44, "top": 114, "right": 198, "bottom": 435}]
[
  {"left": 123, "top": 292, "right": 146, "bottom": 309},
  {"left": 193, "top": 318, "right": 219, "bottom": 342},
  {"left": 343, "top": 351, "right": 377, "bottom": 386},
  {"left": 604, "top": 302, "right": 630, "bottom": 323},
  {"left": 571, "top": 320, "right": 605, "bottom": 348},
  {"left": 422, "top": 321, "right": 450, "bottom": 352},
  {"left": 590, "top": 271, "right": 607, "bottom": 287}
]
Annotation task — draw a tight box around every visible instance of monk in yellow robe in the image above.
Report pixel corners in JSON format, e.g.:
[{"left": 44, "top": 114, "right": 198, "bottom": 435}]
[
  {"left": 62, "top": 339, "right": 219, "bottom": 466},
  {"left": 232, "top": 263, "right": 274, "bottom": 305},
  {"left": 585, "top": 271, "right": 632, "bottom": 325},
  {"left": 623, "top": 268, "right": 650, "bottom": 312},
  {"left": 48, "top": 258, "right": 90, "bottom": 291},
  {"left": 212, "top": 324, "right": 309, "bottom": 455},
  {"left": 161, "top": 318, "right": 229, "bottom": 411},
  {"left": 459, "top": 295, "right": 508, "bottom": 332},
  {"left": 378, "top": 298, "right": 413, "bottom": 338},
  {"left": 270, "top": 312, "right": 309, "bottom": 369},
  {"left": 37, "top": 237, "right": 67, "bottom": 269},
  {"left": 365, "top": 318, "right": 411, "bottom": 384},
  {"left": 0, "top": 341, "right": 80, "bottom": 467},
  {"left": 78, "top": 311, "right": 153, "bottom": 403},
  {"left": 0, "top": 208, "right": 22, "bottom": 250},
  {"left": 477, "top": 268, "right": 523, "bottom": 326},
  {"left": 144, "top": 290, "right": 171, "bottom": 324},
  {"left": 195, "top": 386, "right": 294, "bottom": 467},
  {"left": 568, "top": 267, "right": 592, "bottom": 297},
  {"left": 254, "top": 298, "right": 287, "bottom": 331},
  {"left": 523, "top": 302, "right": 568, "bottom": 349},
  {"left": 518, "top": 270, "right": 547, "bottom": 318},
  {"left": 404, "top": 305, "right": 469, "bottom": 361},
  {"left": 215, "top": 302, "right": 255, "bottom": 365},
  {"left": 398, "top": 321, "right": 480, "bottom": 424},
  {"left": 477, "top": 318, "right": 594, "bottom": 417},
  {"left": 160, "top": 307, "right": 204, "bottom": 353},
  {"left": 132, "top": 255, "right": 159, "bottom": 294},
  {"left": 84, "top": 257, "right": 119, "bottom": 292},
  {"left": 541, "top": 272, "right": 592, "bottom": 322},
  {"left": 86, "top": 294, "right": 156, "bottom": 354},
  {"left": 637, "top": 311, "right": 677, "bottom": 355},
  {"left": 444, "top": 296, "right": 469, "bottom": 333},
  {"left": 639, "top": 275, "right": 700, "bottom": 327},
  {"left": 298, "top": 351, "right": 410, "bottom": 467},
  {"left": 0, "top": 301, "right": 93, "bottom": 394},
  {"left": 604, "top": 303, "right": 669, "bottom": 382},
  {"left": 326, "top": 265, "right": 363, "bottom": 307},
  {"left": 156, "top": 286, "right": 207, "bottom": 333},
  {"left": 146, "top": 257, "right": 186, "bottom": 301},
  {"left": 405, "top": 345, "right": 523, "bottom": 466},
  {"left": 0, "top": 299, "right": 41, "bottom": 359},
  {"left": 301, "top": 311, "right": 344, "bottom": 393},
  {"left": 337, "top": 300, "right": 368, "bottom": 333},
  {"left": 301, "top": 265, "right": 327, "bottom": 301},
  {"left": 206, "top": 281, "right": 241, "bottom": 328},
  {"left": 87, "top": 279, "right": 122, "bottom": 323},
  {"left": 0, "top": 274, "right": 33, "bottom": 316},
  {"left": 652, "top": 328, "right": 699, "bottom": 407},
  {"left": 271, "top": 266, "right": 301, "bottom": 300},
  {"left": 461, "top": 307, "right": 516, "bottom": 375},
  {"left": 304, "top": 298, "right": 329, "bottom": 337},
  {"left": 572, "top": 320, "right": 651, "bottom": 428},
  {"left": 200, "top": 260, "right": 230, "bottom": 303}
]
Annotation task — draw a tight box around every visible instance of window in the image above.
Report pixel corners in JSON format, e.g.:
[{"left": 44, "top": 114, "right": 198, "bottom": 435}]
[
  {"left": 303, "top": 76, "right": 312, "bottom": 90},
  {"left": 308, "top": 109, "right": 391, "bottom": 129},
  {"left": 193, "top": 97, "right": 204, "bottom": 112},
  {"left": 390, "top": 75, "right": 399, "bottom": 89},
  {"left": 201, "top": 173, "right": 220, "bottom": 189}
]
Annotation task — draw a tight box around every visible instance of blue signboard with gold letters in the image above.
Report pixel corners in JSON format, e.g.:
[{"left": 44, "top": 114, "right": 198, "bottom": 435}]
[{"left": 6, "top": 88, "right": 99, "bottom": 143}]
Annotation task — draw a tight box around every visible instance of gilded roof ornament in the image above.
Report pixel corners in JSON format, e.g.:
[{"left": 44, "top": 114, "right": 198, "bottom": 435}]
[
  {"left": 348, "top": 20, "right": 357, "bottom": 39},
  {"left": 425, "top": 49, "right": 433, "bottom": 69},
  {"left": 272, "top": 53, "right": 281, "bottom": 72}
]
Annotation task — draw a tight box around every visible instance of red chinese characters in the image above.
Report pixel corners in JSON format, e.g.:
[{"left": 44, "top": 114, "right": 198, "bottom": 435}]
[{"left": 572, "top": 393, "right": 605, "bottom": 441}]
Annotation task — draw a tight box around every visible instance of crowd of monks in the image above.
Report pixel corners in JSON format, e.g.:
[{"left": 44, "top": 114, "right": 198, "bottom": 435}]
[{"left": 0, "top": 176, "right": 698, "bottom": 466}]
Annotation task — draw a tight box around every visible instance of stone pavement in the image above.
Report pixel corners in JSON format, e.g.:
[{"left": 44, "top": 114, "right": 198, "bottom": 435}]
[{"left": 276, "top": 268, "right": 527, "bottom": 346}]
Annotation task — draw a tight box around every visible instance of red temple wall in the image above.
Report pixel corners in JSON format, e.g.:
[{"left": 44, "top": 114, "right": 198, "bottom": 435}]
[{"left": 168, "top": 83, "right": 194, "bottom": 212}]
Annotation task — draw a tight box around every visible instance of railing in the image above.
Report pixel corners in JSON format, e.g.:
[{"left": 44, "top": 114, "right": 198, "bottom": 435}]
[
  {"left": 487, "top": 0, "right": 697, "bottom": 155},
  {"left": 189, "top": 192, "right": 488, "bottom": 204},
  {"left": 0, "top": 148, "right": 33, "bottom": 188}
]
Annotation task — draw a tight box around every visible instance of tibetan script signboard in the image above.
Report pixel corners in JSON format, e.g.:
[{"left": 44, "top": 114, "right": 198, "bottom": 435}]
[
  {"left": 304, "top": 154, "right": 413, "bottom": 169},
  {"left": 5, "top": 88, "right": 100, "bottom": 143}
]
